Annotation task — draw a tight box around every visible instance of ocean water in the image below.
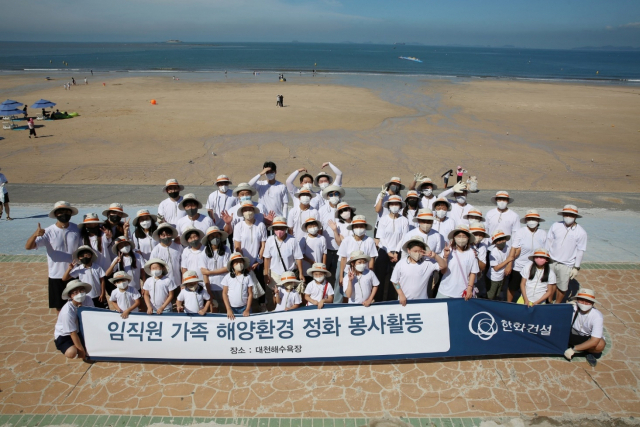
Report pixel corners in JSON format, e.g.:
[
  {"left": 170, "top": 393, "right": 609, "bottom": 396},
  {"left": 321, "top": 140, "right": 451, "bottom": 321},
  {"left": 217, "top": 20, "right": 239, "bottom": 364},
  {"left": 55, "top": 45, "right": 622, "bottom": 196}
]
[{"left": 1, "top": 42, "right": 640, "bottom": 83}]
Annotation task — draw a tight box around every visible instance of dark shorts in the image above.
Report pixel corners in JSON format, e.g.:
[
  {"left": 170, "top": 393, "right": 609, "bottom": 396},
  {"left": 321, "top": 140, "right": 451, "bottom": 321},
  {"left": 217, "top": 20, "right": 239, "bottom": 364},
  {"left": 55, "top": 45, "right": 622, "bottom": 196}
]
[
  {"left": 54, "top": 335, "right": 75, "bottom": 355},
  {"left": 508, "top": 270, "right": 523, "bottom": 292},
  {"left": 29, "top": 128, "right": 36, "bottom": 135},
  {"left": 48, "top": 278, "right": 69, "bottom": 310},
  {"left": 0, "top": 193, "right": 8, "bottom": 204},
  {"left": 569, "top": 332, "right": 591, "bottom": 347}
]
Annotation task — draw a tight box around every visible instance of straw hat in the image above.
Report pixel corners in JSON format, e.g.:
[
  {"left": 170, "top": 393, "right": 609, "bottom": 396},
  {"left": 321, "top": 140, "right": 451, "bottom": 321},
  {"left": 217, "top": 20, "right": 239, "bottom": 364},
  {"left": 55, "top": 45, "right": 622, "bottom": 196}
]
[
  {"left": 521, "top": 209, "right": 545, "bottom": 223},
  {"left": 528, "top": 248, "right": 551, "bottom": 261},
  {"left": 236, "top": 201, "right": 260, "bottom": 216},
  {"left": 464, "top": 208, "right": 484, "bottom": 221},
  {"left": 384, "top": 177, "right": 405, "bottom": 191},
  {"left": 412, "top": 208, "right": 435, "bottom": 223},
  {"left": 301, "top": 216, "right": 321, "bottom": 232},
  {"left": 448, "top": 224, "right": 476, "bottom": 244},
  {"left": 111, "top": 236, "right": 134, "bottom": 255},
  {"left": 61, "top": 280, "right": 92, "bottom": 300},
  {"left": 348, "top": 250, "right": 371, "bottom": 264},
  {"left": 48, "top": 201, "right": 78, "bottom": 219},
  {"left": 78, "top": 212, "right": 104, "bottom": 229},
  {"left": 402, "top": 235, "right": 430, "bottom": 253},
  {"left": 227, "top": 252, "right": 250, "bottom": 272},
  {"left": 314, "top": 172, "right": 334, "bottom": 187},
  {"left": 432, "top": 196, "right": 451, "bottom": 211},
  {"left": 405, "top": 190, "right": 419, "bottom": 200},
  {"left": 417, "top": 177, "right": 438, "bottom": 191},
  {"left": 490, "top": 230, "right": 511, "bottom": 244},
  {"left": 109, "top": 271, "right": 133, "bottom": 284},
  {"left": 346, "top": 215, "right": 372, "bottom": 231},
  {"left": 216, "top": 174, "right": 232, "bottom": 185},
  {"left": 131, "top": 209, "right": 157, "bottom": 227},
  {"left": 306, "top": 262, "right": 332, "bottom": 277},
  {"left": 162, "top": 178, "right": 184, "bottom": 193},
  {"left": 268, "top": 216, "right": 288, "bottom": 231},
  {"left": 152, "top": 223, "right": 178, "bottom": 241},
  {"left": 469, "top": 222, "right": 490, "bottom": 239},
  {"left": 334, "top": 202, "right": 356, "bottom": 218},
  {"left": 491, "top": 190, "right": 513, "bottom": 204},
  {"left": 573, "top": 288, "right": 596, "bottom": 303},
  {"left": 558, "top": 204, "right": 582, "bottom": 218},
  {"left": 178, "top": 193, "right": 203, "bottom": 210},
  {"left": 294, "top": 188, "right": 314, "bottom": 199},
  {"left": 321, "top": 184, "right": 345, "bottom": 200},
  {"left": 278, "top": 271, "right": 300, "bottom": 286},
  {"left": 143, "top": 258, "right": 169, "bottom": 276},
  {"left": 182, "top": 270, "right": 203, "bottom": 285},
  {"left": 383, "top": 194, "right": 406, "bottom": 209},
  {"left": 72, "top": 245, "right": 98, "bottom": 264},
  {"left": 232, "top": 182, "right": 257, "bottom": 197},
  {"left": 201, "top": 225, "right": 229, "bottom": 245},
  {"left": 180, "top": 226, "right": 205, "bottom": 247},
  {"left": 102, "top": 202, "right": 128, "bottom": 218}
]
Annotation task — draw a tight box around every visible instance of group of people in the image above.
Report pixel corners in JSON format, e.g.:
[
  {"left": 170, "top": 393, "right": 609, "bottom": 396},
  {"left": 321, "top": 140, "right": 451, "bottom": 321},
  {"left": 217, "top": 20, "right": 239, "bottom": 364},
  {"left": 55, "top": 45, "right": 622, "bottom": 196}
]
[
  {"left": 24, "top": 161, "right": 604, "bottom": 366},
  {"left": 276, "top": 94, "right": 284, "bottom": 107}
]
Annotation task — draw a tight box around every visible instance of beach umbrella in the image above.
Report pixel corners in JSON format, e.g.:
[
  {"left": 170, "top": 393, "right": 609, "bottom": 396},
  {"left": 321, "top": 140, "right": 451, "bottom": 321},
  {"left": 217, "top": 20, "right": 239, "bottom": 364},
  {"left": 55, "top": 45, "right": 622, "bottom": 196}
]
[
  {"left": 31, "top": 99, "right": 56, "bottom": 109},
  {"left": 0, "top": 104, "right": 26, "bottom": 117},
  {"left": 1, "top": 99, "right": 23, "bottom": 107}
]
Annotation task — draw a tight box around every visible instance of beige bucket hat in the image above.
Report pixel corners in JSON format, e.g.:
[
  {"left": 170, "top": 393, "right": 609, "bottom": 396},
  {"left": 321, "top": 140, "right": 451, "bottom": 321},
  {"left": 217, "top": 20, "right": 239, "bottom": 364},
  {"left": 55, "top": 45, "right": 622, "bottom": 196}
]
[
  {"left": 48, "top": 201, "right": 79, "bottom": 219},
  {"left": 417, "top": 177, "right": 438, "bottom": 191},
  {"left": 306, "top": 262, "right": 332, "bottom": 277},
  {"left": 348, "top": 250, "right": 371, "bottom": 264},
  {"left": 314, "top": 172, "right": 334, "bottom": 187},
  {"left": 111, "top": 236, "right": 134, "bottom": 255},
  {"left": 201, "top": 225, "right": 229, "bottom": 245},
  {"left": 383, "top": 194, "right": 406, "bottom": 209},
  {"left": 131, "top": 209, "right": 157, "bottom": 227},
  {"left": 334, "top": 202, "right": 356, "bottom": 218},
  {"left": 232, "top": 182, "right": 257, "bottom": 197},
  {"left": 573, "top": 288, "right": 596, "bottom": 303},
  {"left": 412, "top": 208, "right": 435, "bottom": 223},
  {"left": 464, "top": 208, "right": 484, "bottom": 222},
  {"left": 102, "top": 202, "right": 128, "bottom": 218},
  {"left": 227, "top": 252, "right": 250, "bottom": 272},
  {"left": 181, "top": 226, "right": 205, "bottom": 247},
  {"left": 152, "top": 223, "right": 178, "bottom": 241},
  {"left": 469, "top": 222, "right": 490, "bottom": 239},
  {"left": 236, "top": 201, "right": 260, "bottom": 216},
  {"left": 401, "top": 235, "right": 429, "bottom": 253},
  {"left": 558, "top": 204, "right": 582, "bottom": 218},
  {"left": 346, "top": 215, "right": 372, "bottom": 231},
  {"left": 294, "top": 188, "right": 314, "bottom": 199},
  {"left": 521, "top": 209, "right": 545, "bottom": 223},
  {"left": 109, "top": 271, "right": 133, "bottom": 284},
  {"left": 78, "top": 212, "right": 104, "bottom": 229},
  {"left": 268, "top": 216, "right": 288, "bottom": 231},
  {"left": 528, "top": 248, "right": 551, "bottom": 261},
  {"left": 143, "top": 258, "right": 169, "bottom": 276},
  {"left": 301, "top": 216, "right": 321, "bottom": 232},
  {"left": 448, "top": 224, "right": 476, "bottom": 244},
  {"left": 72, "top": 245, "right": 98, "bottom": 264},
  {"left": 61, "top": 280, "right": 92, "bottom": 300},
  {"left": 163, "top": 178, "right": 185, "bottom": 193},
  {"left": 384, "top": 177, "right": 405, "bottom": 191},
  {"left": 216, "top": 174, "right": 232, "bottom": 185},
  {"left": 182, "top": 270, "right": 203, "bottom": 285},
  {"left": 432, "top": 196, "right": 452, "bottom": 211},
  {"left": 178, "top": 193, "right": 203, "bottom": 210},
  {"left": 321, "top": 184, "right": 345, "bottom": 200},
  {"left": 491, "top": 230, "right": 511, "bottom": 244},
  {"left": 278, "top": 271, "right": 300, "bottom": 286},
  {"left": 491, "top": 190, "right": 513, "bottom": 204}
]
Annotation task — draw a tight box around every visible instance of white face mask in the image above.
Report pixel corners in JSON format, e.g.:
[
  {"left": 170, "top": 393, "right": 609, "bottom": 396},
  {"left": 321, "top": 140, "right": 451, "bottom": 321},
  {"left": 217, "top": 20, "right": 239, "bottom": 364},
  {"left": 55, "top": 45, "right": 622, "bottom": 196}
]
[
  {"left": 456, "top": 196, "right": 466, "bottom": 204},
  {"left": 302, "top": 183, "right": 312, "bottom": 191},
  {"left": 307, "top": 226, "right": 318, "bottom": 235},
  {"left": 455, "top": 236, "right": 469, "bottom": 247},
  {"left": 120, "top": 246, "right": 131, "bottom": 254},
  {"left": 419, "top": 222, "right": 432, "bottom": 233},
  {"left": 72, "top": 292, "right": 86, "bottom": 303},
  {"left": 340, "top": 210, "right": 351, "bottom": 220},
  {"left": 564, "top": 216, "right": 575, "bottom": 226},
  {"left": 319, "top": 182, "right": 329, "bottom": 190},
  {"left": 152, "top": 269, "right": 163, "bottom": 277},
  {"left": 436, "top": 210, "right": 447, "bottom": 219},
  {"left": 355, "top": 263, "right": 366, "bottom": 272},
  {"left": 299, "top": 196, "right": 311, "bottom": 205},
  {"left": 577, "top": 302, "right": 592, "bottom": 312},
  {"left": 139, "top": 220, "right": 152, "bottom": 229},
  {"left": 409, "top": 251, "right": 422, "bottom": 262},
  {"left": 527, "top": 220, "right": 539, "bottom": 229},
  {"left": 497, "top": 201, "right": 508, "bottom": 210},
  {"left": 389, "top": 206, "right": 400, "bottom": 214},
  {"left": 218, "top": 185, "right": 228, "bottom": 193},
  {"left": 313, "top": 275, "right": 325, "bottom": 283},
  {"left": 329, "top": 196, "right": 340, "bottom": 205},
  {"left": 243, "top": 211, "right": 255, "bottom": 221},
  {"left": 187, "top": 284, "right": 198, "bottom": 291},
  {"left": 422, "top": 188, "right": 432, "bottom": 197},
  {"left": 234, "top": 263, "right": 244, "bottom": 272},
  {"left": 117, "top": 281, "right": 129, "bottom": 290},
  {"left": 353, "top": 228, "right": 366, "bottom": 237},
  {"left": 266, "top": 173, "right": 276, "bottom": 181}
]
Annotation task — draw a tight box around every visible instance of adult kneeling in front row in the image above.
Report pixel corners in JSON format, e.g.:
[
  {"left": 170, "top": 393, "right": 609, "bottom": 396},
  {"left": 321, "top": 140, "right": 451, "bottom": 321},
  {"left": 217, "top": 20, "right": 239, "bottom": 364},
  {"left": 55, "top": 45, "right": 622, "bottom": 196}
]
[{"left": 564, "top": 288, "right": 606, "bottom": 367}]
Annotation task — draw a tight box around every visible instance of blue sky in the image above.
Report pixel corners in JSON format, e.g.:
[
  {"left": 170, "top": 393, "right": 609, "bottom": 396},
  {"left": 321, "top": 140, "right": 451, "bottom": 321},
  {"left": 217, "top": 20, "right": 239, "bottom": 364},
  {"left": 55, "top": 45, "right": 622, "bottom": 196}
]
[{"left": 1, "top": 0, "right": 639, "bottom": 48}]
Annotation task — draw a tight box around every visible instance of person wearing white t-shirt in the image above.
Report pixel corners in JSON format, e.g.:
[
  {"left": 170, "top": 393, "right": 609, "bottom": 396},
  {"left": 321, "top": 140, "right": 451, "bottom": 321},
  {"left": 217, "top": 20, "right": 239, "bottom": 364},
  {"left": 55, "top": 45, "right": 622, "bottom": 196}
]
[
  {"left": 396, "top": 208, "right": 445, "bottom": 259},
  {"left": 375, "top": 195, "right": 410, "bottom": 302},
  {"left": 221, "top": 183, "right": 273, "bottom": 235},
  {"left": 344, "top": 251, "right": 379, "bottom": 305},
  {"left": 314, "top": 162, "right": 343, "bottom": 203},
  {"left": 129, "top": 209, "right": 159, "bottom": 262},
  {"left": 199, "top": 226, "right": 231, "bottom": 312},
  {"left": 157, "top": 179, "right": 186, "bottom": 228},
  {"left": 519, "top": 249, "right": 556, "bottom": 307},
  {"left": 304, "top": 263, "right": 334, "bottom": 308},
  {"left": 564, "top": 288, "right": 606, "bottom": 367},
  {"left": 437, "top": 225, "right": 480, "bottom": 300},
  {"left": 222, "top": 253, "right": 257, "bottom": 319},
  {"left": 233, "top": 202, "right": 267, "bottom": 271},
  {"left": 177, "top": 271, "right": 211, "bottom": 315},
  {"left": 106, "top": 236, "right": 145, "bottom": 291},
  {"left": 392, "top": 236, "right": 448, "bottom": 305},
  {"left": 109, "top": 271, "right": 141, "bottom": 318},
  {"left": 248, "top": 161, "right": 289, "bottom": 218},
  {"left": 287, "top": 188, "right": 319, "bottom": 242},
  {"left": 374, "top": 177, "right": 404, "bottom": 234},
  {"left": 176, "top": 194, "right": 215, "bottom": 237},
  {"left": 143, "top": 258, "right": 177, "bottom": 314},
  {"left": 432, "top": 197, "right": 456, "bottom": 243},
  {"left": 338, "top": 216, "right": 377, "bottom": 288},
  {"left": 329, "top": 202, "right": 355, "bottom": 247},
  {"left": 285, "top": 168, "right": 321, "bottom": 210},
  {"left": 447, "top": 184, "right": 475, "bottom": 227},
  {"left": 77, "top": 213, "right": 113, "bottom": 271},
  {"left": 485, "top": 191, "right": 521, "bottom": 241},
  {"left": 150, "top": 224, "right": 183, "bottom": 290},
  {"left": 469, "top": 222, "right": 490, "bottom": 297},
  {"left": 273, "top": 271, "right": 303, "bottom": 311},
  {"left": 53, "top": 280, "right": 94, "bottom": 360},
  {"left": 403, "top": 190, "right": 421, "bottom": 229},
  {"left": 0, "top": 169, "right": 12, "bottom": 220},
  {"left": 206, "top": 175, "right": 237, "bottom": 224},
  {"left": 507, "top": 210, "right": 547, "bottom": 303},
  {"left": 546, "top": 205, "right": 588, "bottom": 304},
  {"left": 63, "top": 245, "right": 107, "bottom": 308},
  {"left": 298, "top": 217, "right": 327, "bottom": 280},
  {"left": 487, "top": 230, "right": 514, "bottom": 300},
  {"left": 180, "top": 227, "right": 206, "bottom": 279}
]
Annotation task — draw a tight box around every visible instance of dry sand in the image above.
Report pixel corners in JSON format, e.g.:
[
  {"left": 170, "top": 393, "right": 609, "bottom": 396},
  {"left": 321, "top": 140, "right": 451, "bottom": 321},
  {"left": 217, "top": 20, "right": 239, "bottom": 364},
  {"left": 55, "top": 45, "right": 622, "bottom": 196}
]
[{"left": 0, "top": 74, "right": 638, "bottom": 192}]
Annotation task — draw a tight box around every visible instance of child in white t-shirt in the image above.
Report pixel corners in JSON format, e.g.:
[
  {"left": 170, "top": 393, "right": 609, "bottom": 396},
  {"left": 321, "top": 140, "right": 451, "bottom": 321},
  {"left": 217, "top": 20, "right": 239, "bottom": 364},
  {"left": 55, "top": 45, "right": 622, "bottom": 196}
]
[
  {"left": 344, "top": 251, "right": 379, "bottom": 306},
  {"left": 142, "top": 258, "right": 177, "bottom": 314},
  {"left": 222, "top": 252, "right": 257, "bottom": 319},
  {"left": 177, "top": 270, "right": 211, "bottom": 315},
  {"left": 304, "top": 263, "right": 334, "bottom": 308},
  {"left": 488, "top": 230, "right": 514, "bottom": 300},
  {"left": 63, "top": 245, "right": 107, "bottom": 308},
  {"left": 273, "top": 271, "right": 302, "bottom": 311},
  {"left": 519, "top": 248, "right": 556, "bottom": 307},
  {"left": 109, "top": 271, "right": 141, "bottom": 318}
]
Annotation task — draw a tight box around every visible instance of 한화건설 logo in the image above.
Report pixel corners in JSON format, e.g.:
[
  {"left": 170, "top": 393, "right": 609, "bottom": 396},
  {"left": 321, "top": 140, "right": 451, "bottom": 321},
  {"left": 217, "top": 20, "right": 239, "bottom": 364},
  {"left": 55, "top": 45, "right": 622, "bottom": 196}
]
[{"left": 469, "top": 311, "right": 498, "bottom": 341}]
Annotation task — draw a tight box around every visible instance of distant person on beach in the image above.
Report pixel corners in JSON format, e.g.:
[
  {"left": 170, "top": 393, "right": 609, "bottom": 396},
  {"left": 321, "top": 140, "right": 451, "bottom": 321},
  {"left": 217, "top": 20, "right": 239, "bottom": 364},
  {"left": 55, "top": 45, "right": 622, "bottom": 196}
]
[
  {"left": 72, "top": 77, "right": 76, "bottom": 85},
  {"left": 91, "top": 70, "right": 93, "bottom": 76},
  {"left": 22, "top": 105, "right": 27, "bottom": 118},
  {"left": 441, "top": 169, "right": 453, "bottom": 188},
  {"left": 0, "top": 167, "right": 12, "bottom": 220},
  {"left": 456, "top": 166, "right": 466, "bottom": 183},
  {"left": 28, "top": 118, "right": 37, "bottom": 138},
  {"left": 84, "top": 77, "right": 87, "bottom": 85}
]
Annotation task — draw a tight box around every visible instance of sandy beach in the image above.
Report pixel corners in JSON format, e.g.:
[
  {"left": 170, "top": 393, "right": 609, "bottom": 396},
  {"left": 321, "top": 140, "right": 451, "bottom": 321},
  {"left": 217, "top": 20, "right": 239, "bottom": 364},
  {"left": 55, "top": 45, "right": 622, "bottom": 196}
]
[{"left": 0, "top": 74, "right": 638, "bottom": 192}]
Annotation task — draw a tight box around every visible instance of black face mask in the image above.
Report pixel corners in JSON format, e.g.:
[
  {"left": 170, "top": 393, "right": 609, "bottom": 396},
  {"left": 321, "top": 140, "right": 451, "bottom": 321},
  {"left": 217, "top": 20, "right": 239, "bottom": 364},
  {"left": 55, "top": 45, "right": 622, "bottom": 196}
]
[
  {"left": 389, "top": 184, "right": 399, "bottom": 193},
  {"left": 186, "top": 208, "right": 198, "bottom": 217},
  {"left": 160, "top": 237, "right": 173, "bottom": 246},
  {"left": 81, "top": 257, "right": 92, "bottom": 265},
  {"left": 56, "top": 214, "right": 71, "bottom": 224},
  {"left": 87, "top": 227, "right": 100, "bottom": 235},
  {"left": 109, "top": 215, "right": 121, "bottom": 224},
  {"left": 188, "top": 240, "right": 200, "bottom": 248},
  {"left": 167, "top": 191, "right": 180, "bottom": 199},
  {"left": 407, "top": 199, "right": 418, "bottom": 208}
]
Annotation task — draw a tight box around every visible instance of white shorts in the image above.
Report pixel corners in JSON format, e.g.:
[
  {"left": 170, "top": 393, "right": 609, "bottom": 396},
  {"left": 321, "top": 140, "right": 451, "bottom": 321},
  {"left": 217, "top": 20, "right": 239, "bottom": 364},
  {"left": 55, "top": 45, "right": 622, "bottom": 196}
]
[{"left": 551, "top": 261, "right": 572, "bottom": 292}]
